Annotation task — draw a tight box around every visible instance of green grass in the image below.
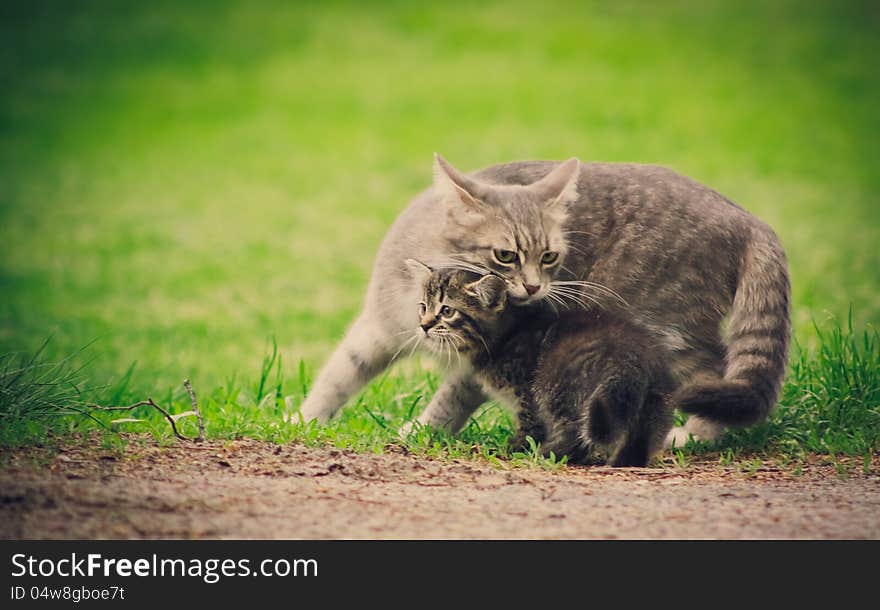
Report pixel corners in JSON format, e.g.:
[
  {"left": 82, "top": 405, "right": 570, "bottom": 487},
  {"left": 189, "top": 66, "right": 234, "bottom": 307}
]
[
  {"left": 3, "top": 314, "right": 877, "bottom": 470},
  {"left": 1, "top": 0, "right": 878, "bottom": 464}
]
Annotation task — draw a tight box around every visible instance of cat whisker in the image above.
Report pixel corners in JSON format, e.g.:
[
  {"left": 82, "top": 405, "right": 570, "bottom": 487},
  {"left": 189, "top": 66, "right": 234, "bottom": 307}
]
[
  {"left": 427, "top": 256, "right": 493, "bottom": 277},
  {"left": 552, "top": 280, "right": 628, "bottom": 306},
  {"left": 563, "top": 244, "right": 590, "bottom": 259},
  {"left": 545, "top": 291, "right": 570, "bottom": 312},
  {"left": 473, "top": 331, "right": 492, "bottom": 358},
  {"left": 449, "top": 255, "right": 493, "bottom": 273},
  {"left": 407, "top": 334, "right": 424, "bottom": 359},
  {"left": 443, "top": 336, "right": 453, "bottom": 370},
  {"left": 550, "top": 286, "right": 601, "bottom": 310},
  {"left": 552, "top": 285, "right": 600, "bottom": 305},
  {"left": 562, "top": 229, "right": 599, "bottom": 239},
  {"left": 448, "top": 334, "right": 464, "bottom": 370},
  {"left": 551, "top": 291, "right": 588, "bottom": 312}
]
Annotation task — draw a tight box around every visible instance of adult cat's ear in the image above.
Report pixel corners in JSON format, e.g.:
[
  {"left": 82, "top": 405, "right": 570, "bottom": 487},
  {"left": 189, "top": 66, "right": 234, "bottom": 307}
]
[
  {"left": 433, "top": 153, "right": 488, "bottom": 209},
  {"left": 404, "top": 259, "right": 433, "bottom": 284},
  {"left": 465, "top": 275, "right": 507, "bottom": 310},
  {"left": 528, "top": 157, "right": 580, "bottom": 208}
]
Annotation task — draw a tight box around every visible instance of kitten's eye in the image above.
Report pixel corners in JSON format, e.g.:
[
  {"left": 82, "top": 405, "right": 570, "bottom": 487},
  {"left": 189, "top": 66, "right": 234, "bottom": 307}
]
[
  {"left": 440, "top": 305, "right": 454, "bottom": 318},
  {"left": 419, "top": 302, "right": 427, "bottom": 315},
  {"left": 541, "top": 251, "right": 559, "bottom": 265},
  {"left": 493, "top": 249, "right": 517, "bottom": 264}
]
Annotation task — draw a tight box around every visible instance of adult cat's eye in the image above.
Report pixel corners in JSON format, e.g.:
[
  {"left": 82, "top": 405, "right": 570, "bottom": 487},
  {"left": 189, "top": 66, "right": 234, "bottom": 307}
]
[
  {"left": 440, "top": 305, "right": 454, "bottom": 318},
  {"left": 493, "top": 249, "right": 517, "bottom": 264},
  {"left": 541, "top": 251, "right": 559, "bottom": 265},
  {"left": 419, "top": 302, "right": 427, "bottom": 315}
]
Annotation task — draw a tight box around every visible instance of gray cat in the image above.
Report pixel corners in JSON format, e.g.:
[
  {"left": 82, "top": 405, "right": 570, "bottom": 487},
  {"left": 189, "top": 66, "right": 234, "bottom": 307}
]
[
  {"left": 409, "top": 263, "right": 674, "bottom": 466},
  {"left": 298, "top": 155, "right": 790, "bottom": 446}
]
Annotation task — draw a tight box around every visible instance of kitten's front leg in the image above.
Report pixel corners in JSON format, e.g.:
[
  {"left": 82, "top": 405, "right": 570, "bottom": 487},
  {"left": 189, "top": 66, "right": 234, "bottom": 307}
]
[
  {"left": 508, "top": 401, "right": 547, "bottom": 452},
  {"left": 404, "top": 370, "right": 487, "bottom": 434},
  {"left": 299, "top": 313, "right": 400, "bottom": 423}
]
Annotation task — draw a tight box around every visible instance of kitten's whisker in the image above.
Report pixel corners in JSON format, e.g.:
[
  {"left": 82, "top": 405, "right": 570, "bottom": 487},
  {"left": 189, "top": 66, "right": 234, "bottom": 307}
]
[
  {"left": 407, "top": 334, "right": 424, "bottom": 359},
  {"left": 389, "top": 333, "right": 419, "bottom": 364},
  {"left": 449, "top": 334, "right": 464, "bottom": 370},
  {"left": 443, "top": 336, "right": 453, "bottom": 370},
  {"left": 475, "top": 332, "right": 492, "bottom": 358}
]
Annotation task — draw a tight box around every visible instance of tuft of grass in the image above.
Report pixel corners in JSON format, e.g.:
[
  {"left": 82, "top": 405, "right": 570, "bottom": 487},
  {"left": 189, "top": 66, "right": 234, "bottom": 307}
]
[{"left": 0, "top": 339, "right": 92, "bottom": 447}]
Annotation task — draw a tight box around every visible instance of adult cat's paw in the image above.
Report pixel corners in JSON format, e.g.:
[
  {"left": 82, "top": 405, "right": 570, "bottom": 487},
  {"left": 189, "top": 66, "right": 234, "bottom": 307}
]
[
  {"left": 664, "top": 426, "right": 694, "bottom": 449},
  {"left": 664, "top": 417, "right": 726, "bottom": 449},
  {"left": 397, "top": 420, "right": 420, "bottom": 438}
]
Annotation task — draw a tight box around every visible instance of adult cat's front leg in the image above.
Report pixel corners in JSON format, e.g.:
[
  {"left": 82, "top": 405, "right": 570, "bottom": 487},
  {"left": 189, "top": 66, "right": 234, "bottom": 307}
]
[
  {"left": 404, "top": 370, "right": 487, "bottom": 434},
  {"left": 299, "top": 313, "right": 400, "bottom": 423}
]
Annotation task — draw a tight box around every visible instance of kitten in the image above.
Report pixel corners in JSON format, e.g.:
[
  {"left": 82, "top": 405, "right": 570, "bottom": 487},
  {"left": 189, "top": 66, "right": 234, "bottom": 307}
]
[
  {"left": 409, "top": 261, "right": 675, "bottom": 467},
  {"left": 299, "top": 155, "right": 789, "bottom": 448}
]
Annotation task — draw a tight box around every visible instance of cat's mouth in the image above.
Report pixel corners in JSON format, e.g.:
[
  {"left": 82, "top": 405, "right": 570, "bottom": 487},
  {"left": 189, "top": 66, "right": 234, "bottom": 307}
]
[
  {"left": 506, "top": 281, "right": 547, "bottom": 305},
  {"left": 423, "top": 332, "right": 470, "bottom": 356}
]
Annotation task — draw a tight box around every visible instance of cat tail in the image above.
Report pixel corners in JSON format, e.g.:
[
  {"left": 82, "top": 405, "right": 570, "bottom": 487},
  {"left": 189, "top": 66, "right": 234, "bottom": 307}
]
[{"left": 674, "top": 229, "right": 791, "bottom": 426}]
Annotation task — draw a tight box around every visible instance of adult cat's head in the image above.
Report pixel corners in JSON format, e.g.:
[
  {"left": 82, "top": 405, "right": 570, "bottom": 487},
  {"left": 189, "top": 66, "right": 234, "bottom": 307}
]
[
  {"left": 406, "top": 261, "right": 508, "bottom": 357},
  {"left": 430, "top": 154, "right": 580, "bottom": 305}
]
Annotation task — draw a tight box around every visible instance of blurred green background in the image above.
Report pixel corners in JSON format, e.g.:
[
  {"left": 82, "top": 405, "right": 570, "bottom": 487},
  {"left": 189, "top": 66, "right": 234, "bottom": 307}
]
[{"left": 1, "top": 0, "right": 878, "bottom": 395}]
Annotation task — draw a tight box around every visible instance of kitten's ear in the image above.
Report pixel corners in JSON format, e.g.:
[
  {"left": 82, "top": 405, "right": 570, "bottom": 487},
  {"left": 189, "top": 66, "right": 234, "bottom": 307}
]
[
  {"left": 528, "top": 157, "right": 581, "bottom": 208},
  {"left": 433, "top": 153, "right": 488, "bottom": 209},
  {"left": 465, "top": 275, "right": 507, "bottom": 310},
  {"left": 404, "top": 258, "right": 433, "bottom": 284}
]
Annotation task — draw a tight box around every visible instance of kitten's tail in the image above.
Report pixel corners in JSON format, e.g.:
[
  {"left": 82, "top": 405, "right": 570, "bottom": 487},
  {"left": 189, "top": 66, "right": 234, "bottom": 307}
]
[{"left": 674, "top": 229, "right": 790, "bottom": 426}]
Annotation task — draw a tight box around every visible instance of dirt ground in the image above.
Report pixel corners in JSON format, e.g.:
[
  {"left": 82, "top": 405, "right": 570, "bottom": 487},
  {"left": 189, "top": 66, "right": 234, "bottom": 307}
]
[{"left": 2, "top": 435, "right": 878, "bottom": 539}]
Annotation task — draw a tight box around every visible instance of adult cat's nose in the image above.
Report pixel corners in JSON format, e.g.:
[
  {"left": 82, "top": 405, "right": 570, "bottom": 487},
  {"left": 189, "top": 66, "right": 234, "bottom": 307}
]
[
  {"left": 524, "top": 283, "right": 541, "bottom": 296},
  {"left": 420, "top": 323, "right": 432, "bottom": 333}
]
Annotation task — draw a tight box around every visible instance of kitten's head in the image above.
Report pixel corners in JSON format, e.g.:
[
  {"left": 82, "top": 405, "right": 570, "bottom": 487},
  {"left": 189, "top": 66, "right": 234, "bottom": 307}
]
[
  {"left": 431, "top": 154, "right": 580, "bottom": 305},
  {"left": 406, "top": 260, "right": 508, "bottom": 357}
]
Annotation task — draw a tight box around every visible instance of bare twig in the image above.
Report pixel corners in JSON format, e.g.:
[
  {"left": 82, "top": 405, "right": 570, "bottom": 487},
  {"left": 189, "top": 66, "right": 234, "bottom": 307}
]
[
  {"left": 183, "top": 378, "right": 205, "bottom": 442},
  {"left": 86, "top": 379, "right": 205, "bottom": 442}
]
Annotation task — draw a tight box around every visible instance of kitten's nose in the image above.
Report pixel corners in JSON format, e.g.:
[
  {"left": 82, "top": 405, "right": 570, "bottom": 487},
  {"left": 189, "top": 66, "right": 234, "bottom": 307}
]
[
  {"left": 524, "top": 283, "right": 541, "bottom": 296},
  {"left": 420, "top": 323, "right": 431, "bottom": 333}
]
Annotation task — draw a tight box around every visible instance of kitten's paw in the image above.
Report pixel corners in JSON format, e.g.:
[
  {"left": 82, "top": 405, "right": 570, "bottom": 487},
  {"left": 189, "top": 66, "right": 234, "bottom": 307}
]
[{"left": 507, "top": 432, "right": 531, "bottom": 453}]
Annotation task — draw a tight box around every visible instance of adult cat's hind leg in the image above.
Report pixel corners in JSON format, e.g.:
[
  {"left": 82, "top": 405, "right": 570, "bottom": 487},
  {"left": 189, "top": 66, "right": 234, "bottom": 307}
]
[
  {"left": 299, "top": 313, "right": 401, "bottom": 423},
  {"left": 664, "top": 345, "right": 727, "bottom": 448}
]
